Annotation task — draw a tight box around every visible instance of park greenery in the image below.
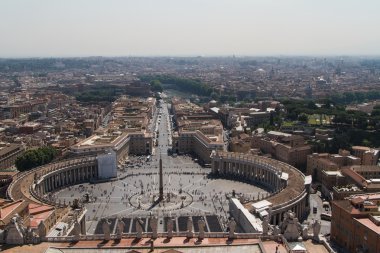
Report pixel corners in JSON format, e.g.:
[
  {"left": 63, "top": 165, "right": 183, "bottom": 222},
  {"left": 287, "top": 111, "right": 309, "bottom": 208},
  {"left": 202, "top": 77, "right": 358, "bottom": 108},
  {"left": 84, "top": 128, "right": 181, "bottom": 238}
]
[
  {"left": 279, "top": 99, "right": 380, "bottom": 151},
  {"left": 329, "top": 90, "right": 380, "bottom": 105},
  {"left": 149, "top": 79, "right": 163, "bottom": 92},
  {"left": 64, "top": 84, "right": 120, "bottom": 103},
  {"left": 281, "top": 99, "right": 380, "bottom": 129},
  {"left": 76, "top": 90, "right": 116, "bottom": 102},
  {"left": 140, "top": 75, "right": 212, "bottom": 96},
  {"left": 15, "top": 146, "right": 58, "bottom": 172}
]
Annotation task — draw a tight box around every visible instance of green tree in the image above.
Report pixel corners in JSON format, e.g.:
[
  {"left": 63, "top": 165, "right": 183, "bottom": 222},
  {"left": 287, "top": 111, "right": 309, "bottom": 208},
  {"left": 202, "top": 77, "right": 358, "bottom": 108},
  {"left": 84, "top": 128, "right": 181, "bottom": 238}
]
[
  {"left": 150, "top": 80, "right": 163, "bottom": 92},
  {"left": 330, "top": 133, "right": 351, "bottom": 153},
  {"left": 307, "top": 101, "right": 317, "bottom": 110},
  {"left": 15, "top": 146, "right": 58, "bottom": 172},
  {"left": 140, "top": 75, "right": 212, "bottom": 97},
  {"left": 372, "top": 106, "right": 380, "bottom": 117},
  {"left": 298, "top": 113, "right": 308, "bottom": 123},
  {"left": 210, "top": 92, "right": 219, "bottom": 101}
]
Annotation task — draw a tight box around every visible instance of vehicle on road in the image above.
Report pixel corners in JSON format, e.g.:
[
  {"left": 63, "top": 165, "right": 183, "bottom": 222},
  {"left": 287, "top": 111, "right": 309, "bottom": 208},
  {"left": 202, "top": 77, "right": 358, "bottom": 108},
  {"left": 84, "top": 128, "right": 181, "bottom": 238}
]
[
  {"left": 322, "top": 201, "right": 330, "bottom": 211},
  {"left": 321, "top": 213, "right": 331, "bottom": 221}
]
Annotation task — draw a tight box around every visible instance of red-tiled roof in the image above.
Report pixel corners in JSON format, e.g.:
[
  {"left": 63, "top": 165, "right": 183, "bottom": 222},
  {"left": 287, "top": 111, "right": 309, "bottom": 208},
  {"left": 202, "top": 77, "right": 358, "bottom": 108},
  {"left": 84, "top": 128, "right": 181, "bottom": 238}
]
[
  {"left": 351, "top": 197, "right": 364, "bottom": 205},
  {"left": 28, "top": 203, "right": 54, "bottom": 228},
  {"left": 28, "top": 203, "right": 54, "bottom": 215},
  {"left": 355, "top": 218, "right": 380, "bottom": 234},
  {"left": 334, "top": 200, "right": 364, "bottom": 215},
  {"left": 341, "top": 168, "right": 367, "bottom": 187},
  {"left": 29, "top": 210, "right": 54, "bottom": 228},
  {"left": 0, "top": 200, "right": 24, "bottom": 219}
]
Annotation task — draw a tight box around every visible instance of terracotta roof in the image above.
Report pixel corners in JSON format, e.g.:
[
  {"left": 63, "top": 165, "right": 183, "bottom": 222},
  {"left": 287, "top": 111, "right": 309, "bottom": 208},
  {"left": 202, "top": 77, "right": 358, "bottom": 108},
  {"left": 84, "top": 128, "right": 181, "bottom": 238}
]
[
  {"left": 28, "top": 203, "right": 54, "bottom": 215},
  {"left": 29, "top": 210, "right": 54, "bottom": 228},
  {"left": 0, "top": 200, "right": 25, "bottom": 219},
  {"left": 0, "top": 143, "right": 22, "bottom": 156},
  {"left": 28, "top": 203, "right": 54, "bottom": 228},
  {"left": 355, "top": 218, "right": 380, "bottom": 234},
  {"left": 341, "top": 168, "right": 367, "bottom": 187},
  {"left": 333, "top": 200, "right": 362, "bottom": 215},
  {"left": 349, "top": 165, "right": 380, "bottom": 172},
  {"left": 318, "top": 158, "right": 338, "bottom": 167},
  {"left": 351, "top": 197, "right": 364, "bottom": 205},
  {"left": 0, "top": 198, "right": 11, "bottom": 206}
]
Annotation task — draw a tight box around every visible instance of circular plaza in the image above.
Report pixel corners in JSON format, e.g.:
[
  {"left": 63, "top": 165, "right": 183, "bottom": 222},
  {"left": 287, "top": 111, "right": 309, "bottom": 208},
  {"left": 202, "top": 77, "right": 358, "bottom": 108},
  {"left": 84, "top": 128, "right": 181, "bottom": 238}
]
[{"left": 50, "top": 154, "right": 270, "bottom": 234}]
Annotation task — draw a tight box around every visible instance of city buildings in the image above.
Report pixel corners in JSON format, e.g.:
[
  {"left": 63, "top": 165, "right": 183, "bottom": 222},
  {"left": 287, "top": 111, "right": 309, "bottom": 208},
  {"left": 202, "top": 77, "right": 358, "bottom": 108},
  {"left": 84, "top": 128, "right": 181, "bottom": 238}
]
[
  {"left": 307, "top": 149, "right": 361, "bottom": 182},
  {"left": 172, "top": 99, "right": 225, "bottom": 164},
  {"left": 331, "top": 193, "right": 380, "bottom": 253},
  {"left": 0, "top": 56, "right": 378, "bottom": 253},
  {"left": 252, "top": 131, "right": 312, "bottom": 169},
  {"left": 69, "top": 96, "right": 156, "bottom": 162},
  {"left": 352, "top": 146, "right": 380, "bottom": 166},
  {"left": 0, "top": 143, "right": 25, "bottom": 170},
  {"left": 307, "top": 148, "right": 380, "bottom": 199}
]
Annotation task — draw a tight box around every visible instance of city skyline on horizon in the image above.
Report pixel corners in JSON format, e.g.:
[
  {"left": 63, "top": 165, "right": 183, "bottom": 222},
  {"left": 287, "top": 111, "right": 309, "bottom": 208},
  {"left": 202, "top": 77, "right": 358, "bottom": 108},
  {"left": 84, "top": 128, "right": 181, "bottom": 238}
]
[
  {"left": 2, "top": 53, "right": 380, "bottom": 59},
  {"left": 1, "top": 0, "right": 380, "bottom": 57}
]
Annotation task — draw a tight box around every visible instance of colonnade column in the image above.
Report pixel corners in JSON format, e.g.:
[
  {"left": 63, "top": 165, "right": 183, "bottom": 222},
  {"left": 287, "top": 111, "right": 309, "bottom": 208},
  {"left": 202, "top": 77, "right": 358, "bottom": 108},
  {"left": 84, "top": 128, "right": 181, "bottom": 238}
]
[
  {"left": 81, "top": 217, "right": 86, "bottom": 235},
  {"left": 49, "top": 177, "right": 53, "bottom": 191}
]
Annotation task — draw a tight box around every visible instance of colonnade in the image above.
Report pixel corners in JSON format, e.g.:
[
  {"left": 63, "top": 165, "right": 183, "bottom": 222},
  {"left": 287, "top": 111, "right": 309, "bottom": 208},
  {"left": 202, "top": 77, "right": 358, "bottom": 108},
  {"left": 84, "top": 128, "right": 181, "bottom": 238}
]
[
  {"left": 34, "top": 159, "right": 98, "bottom": 196},
  {"left": 269, "top": 194, "right": 308, "bottom": 225},
  {"left": 211, "top": 152, "right": 308, "bottom": 225},
  {"left": 212, "top": 155, "right": 285, "bottom": 192}
]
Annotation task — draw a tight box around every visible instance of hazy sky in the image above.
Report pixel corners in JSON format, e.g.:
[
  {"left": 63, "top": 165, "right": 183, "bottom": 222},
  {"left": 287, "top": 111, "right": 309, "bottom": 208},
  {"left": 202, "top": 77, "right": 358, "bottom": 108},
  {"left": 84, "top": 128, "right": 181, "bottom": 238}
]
[{"left": 1, "top": 0, "right": 380, "bottom": 57}]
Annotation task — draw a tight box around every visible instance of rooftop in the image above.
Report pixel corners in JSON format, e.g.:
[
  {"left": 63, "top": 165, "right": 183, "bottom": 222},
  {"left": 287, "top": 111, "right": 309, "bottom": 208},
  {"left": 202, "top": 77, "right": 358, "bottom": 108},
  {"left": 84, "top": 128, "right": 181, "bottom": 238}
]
[
  {"left": 355, "top": 218, "right": 380, "bottom": 234},
  {"left": 0, "top": 143, "right": 22, "bottom": 157},
  {"left": 0, "top": 200, "right": 25, "bottom": 220}
]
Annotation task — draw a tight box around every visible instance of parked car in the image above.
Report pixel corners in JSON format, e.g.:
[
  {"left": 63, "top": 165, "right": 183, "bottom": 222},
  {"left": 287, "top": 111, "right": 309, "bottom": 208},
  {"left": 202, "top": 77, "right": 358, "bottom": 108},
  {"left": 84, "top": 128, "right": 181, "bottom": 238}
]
[{"left": 321, "top": 213, "right": 331, "bottom": 221}]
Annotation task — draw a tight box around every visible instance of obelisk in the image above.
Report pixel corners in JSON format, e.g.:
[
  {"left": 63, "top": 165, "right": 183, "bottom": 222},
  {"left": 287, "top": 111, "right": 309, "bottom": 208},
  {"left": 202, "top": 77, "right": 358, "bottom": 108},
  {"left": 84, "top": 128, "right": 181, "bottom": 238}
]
[{"left": 159, "top": 156, "right": 163, "bottom": 200}]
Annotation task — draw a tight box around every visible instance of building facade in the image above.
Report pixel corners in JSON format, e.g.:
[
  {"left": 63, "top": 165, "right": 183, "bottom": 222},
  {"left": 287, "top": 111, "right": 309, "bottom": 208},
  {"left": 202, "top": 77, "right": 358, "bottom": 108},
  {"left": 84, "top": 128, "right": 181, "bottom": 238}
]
[
  {"left": 0, "top": 143, "right": 25, "bottom": 170},
  {"left": 331, "top": 194, "right": 380, "bottom": 253},
  {"left": 252, "top": 131, "right": 312, "bottom": 169}
]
